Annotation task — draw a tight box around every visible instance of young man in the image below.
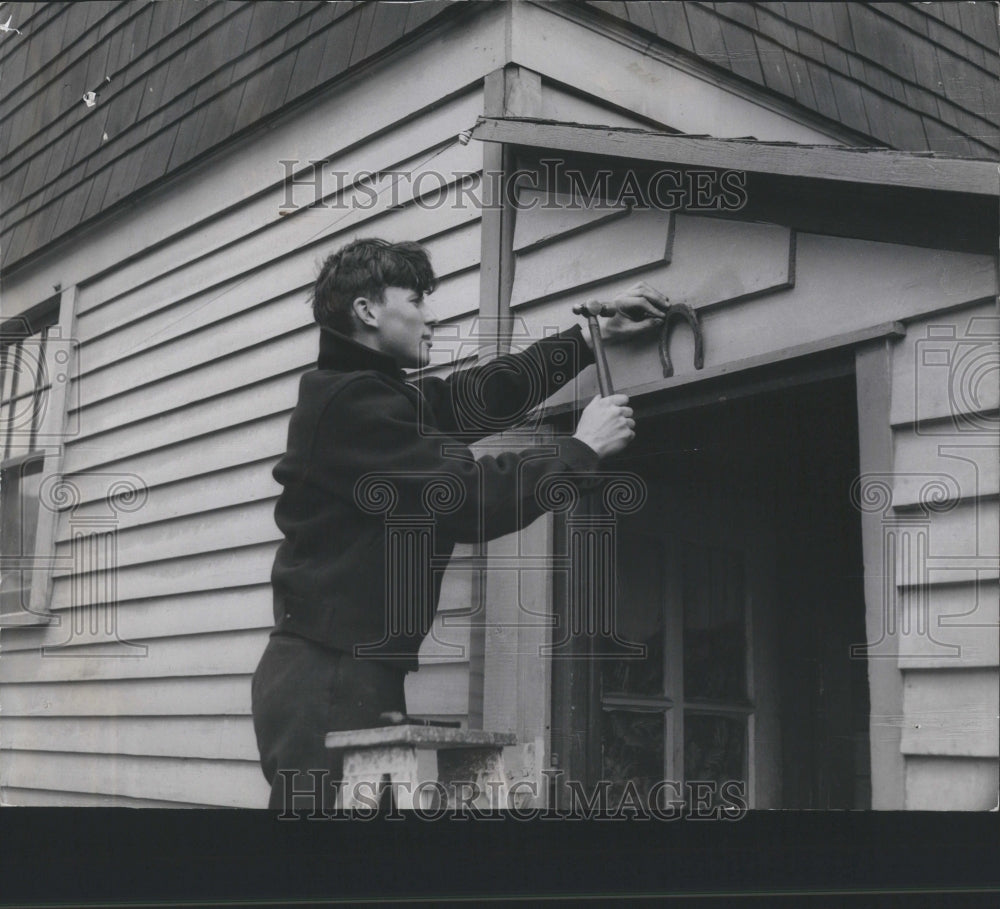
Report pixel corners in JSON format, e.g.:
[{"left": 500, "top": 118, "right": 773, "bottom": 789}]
[{"left": 252, "top": 238, "right": 667, "bottom": 810}]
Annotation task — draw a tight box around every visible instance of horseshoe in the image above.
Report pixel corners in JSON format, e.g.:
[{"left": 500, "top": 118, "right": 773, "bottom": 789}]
[{"left": 658, "top": 304, "right": 704, "bottom": 378}]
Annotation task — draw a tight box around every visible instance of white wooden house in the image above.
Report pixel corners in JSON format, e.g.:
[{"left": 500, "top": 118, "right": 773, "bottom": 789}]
[{"left": 0, "top": 1, "right": 996, "bottom": 809}]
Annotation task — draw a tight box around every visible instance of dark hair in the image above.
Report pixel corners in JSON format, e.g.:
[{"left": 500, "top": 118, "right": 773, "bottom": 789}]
[{"left": 311, "top": 238, "right": 437, "bottom": 333}]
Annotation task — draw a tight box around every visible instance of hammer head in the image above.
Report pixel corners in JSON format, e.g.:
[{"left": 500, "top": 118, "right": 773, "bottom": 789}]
[{"left": 572, "top": 300, "right": 613, "bottom": 318}]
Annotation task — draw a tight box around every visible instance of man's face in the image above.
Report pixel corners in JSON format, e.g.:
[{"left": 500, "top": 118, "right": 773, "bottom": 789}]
[{"left": 370, "top": 285, "right": 436, "bottom": 369}]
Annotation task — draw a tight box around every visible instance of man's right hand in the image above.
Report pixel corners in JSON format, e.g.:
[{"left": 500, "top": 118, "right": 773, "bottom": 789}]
[{"left": 573, "top": 394, "right": 635, "bottom": 458}]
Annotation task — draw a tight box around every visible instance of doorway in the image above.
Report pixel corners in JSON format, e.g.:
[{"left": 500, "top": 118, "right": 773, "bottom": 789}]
[{"left": 550, "top": 365, "right": 871, "bottom": 810}]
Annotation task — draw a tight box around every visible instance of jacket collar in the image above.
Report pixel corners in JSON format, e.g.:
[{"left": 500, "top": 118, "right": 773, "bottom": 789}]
[{"left": 317, "top": 327, "right": 405, "bottom": 381}]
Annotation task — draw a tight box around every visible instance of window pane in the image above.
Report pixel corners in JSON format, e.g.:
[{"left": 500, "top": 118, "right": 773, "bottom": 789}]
[
  {"left": 683, "top": 543, "right": 746, "bottom": 700},
  {"left": 603, "top": 532, "right": 665, "bottom": 695},
  {"left": 684, "top": 712, "right": 747, "bottom": 795},
  {"left": 0, "top": 455, "right": 45, "bottom": 614},
  {"left": 601, "top": 709, "right": 665, "bottom": 805}
]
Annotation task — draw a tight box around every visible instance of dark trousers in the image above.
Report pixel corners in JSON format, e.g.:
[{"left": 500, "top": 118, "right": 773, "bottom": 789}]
[{"left": 251, "top": 632, "right": 407, "bottom": 811}]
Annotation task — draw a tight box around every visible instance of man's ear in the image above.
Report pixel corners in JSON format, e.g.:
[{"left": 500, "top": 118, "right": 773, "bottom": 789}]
[{"left": 351, "top": 296, "right": 379, "bottom": 329}]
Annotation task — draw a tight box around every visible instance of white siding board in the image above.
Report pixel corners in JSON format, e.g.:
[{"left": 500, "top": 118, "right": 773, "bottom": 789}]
[
  {"left": 2, "top": 585, "right": 273, "bottom": 653},
  {"left": 0, "top": 675, "right": 254, "bottom": 718},
  {"left": 49, "top": 544, "right": 274, "bottom": 608},
  {"left": 889, "top": 302, "right": 1000, "bottom": 428},
  {"left": 71, "top": 333, "right": 309, "bottom": 440},
  {"left": 0, "top": 750, "right": 269, "bottom": 807},
  {"left": 52, "top": 500, "right": 279, "bottom": 575},
  {"left": 75, "top": 298, "right": 308, "bottom": 410},
  {"left": 61, "top": 411, "right": 289, "bottom": 481},
  {"left": 892, "top": 428, "right": 999, "bottom": 508},
  {"left": 66, "top": 371, "right": 300, "bottom": 474},
  {"left": 0, "top": 715, "right": 259, "bottom": 761},
  {"left": 1, "top": 788, "right": 207, "bottom": 808},
  {"left": 897, "top": 581, "right": 1000, "bottom": 669},
  {"left": 53, "top": 462, "right": 279, "bottom": 536},
  {"left": 512, "top": 187, "right": 629, "bottom": 253},
  {"left": 405, "top": 662, "right": 471, "bottom": 718},
  {"left": 0, "top": 628, "right": 269, "bottom": 684},
  {"left": 893, "top": 499, "right": 999, "bottom": 587},
  {"left": 510, "top": 206, "right": 672, "bottom": 306},
  {"left": 904, "top": 756, "right": 999, "bottom": 810},
  {"left": 900, "top": 668, "right": 999, "bottom": 757},
  {"left": 539, "top": 83, "right": 655, "bottom": 129}
]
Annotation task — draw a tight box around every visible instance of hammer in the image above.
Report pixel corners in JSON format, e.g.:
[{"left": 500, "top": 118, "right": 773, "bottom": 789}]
[{"left": 572, "top": 301, "right": 616, "bottom": 396}]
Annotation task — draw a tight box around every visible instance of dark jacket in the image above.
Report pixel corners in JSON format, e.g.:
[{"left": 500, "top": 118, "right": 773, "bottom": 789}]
[{"left": 270, "top": 324, "right": 600, "bottom": 670}]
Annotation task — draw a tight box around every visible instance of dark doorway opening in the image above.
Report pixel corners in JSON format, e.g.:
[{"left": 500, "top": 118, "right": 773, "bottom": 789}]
[{"left": 551, "top": 366, "right": 871, "bottom": 809}]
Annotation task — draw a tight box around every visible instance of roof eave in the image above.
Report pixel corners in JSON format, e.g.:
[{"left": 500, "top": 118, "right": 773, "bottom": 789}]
[{"left": 470, "top": 117, "right": 999, "bottom": 197}]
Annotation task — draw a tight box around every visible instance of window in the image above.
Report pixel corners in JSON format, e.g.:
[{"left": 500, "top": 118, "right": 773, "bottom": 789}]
[
  {"left": 599, "top": 533, "right": 752, "bottom": 808},
  {"left": 0, "top": 293, "right": 75, "bottom": 624}
]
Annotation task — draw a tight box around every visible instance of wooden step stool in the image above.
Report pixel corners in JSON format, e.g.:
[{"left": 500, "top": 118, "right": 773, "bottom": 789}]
[{"left": 325, "top": 725, "right": 517, "bottom": 810}]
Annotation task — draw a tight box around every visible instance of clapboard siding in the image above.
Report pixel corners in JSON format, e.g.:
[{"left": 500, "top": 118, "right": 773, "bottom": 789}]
[
  {"left": 405, "top": 661, "right": 473, "bottom": 719},
  {"left": 888, "top": 300, "right": 999, "bottom": 428},
  {"left": 539, "top": 83, "right": 664, "bottom": 130},
  {"left": 0, "top": 628, "right": 270, "bottom": 684},
  {"left": 885, "top": 300, "right": 1000, "bottom": 806},
  {"left": 900, "top": 668, "right": 999, "bottom": 758},
  {"left": 52, "top": 461, "right": 279, "bottom": 536},
  {"left": 896, "top": 581, "right": 1000, "bottom": 670},
  {"left": 47, "top": 543, "right": 273, "bottom": 609},
  {"left": 892, "top": 429, "right": 1000, "bottom": 508},
  {"left": 1, "top": 675, "right": 255, "bottom": 718},
  {"left": 2, "top": 586, "right": 274, "bottom": 653},
  {"left": 51, "top": 499, "right": 280, "bottom": 573},
  {"left": 0, "top": 750, "right": 269, "bottom": 807},
  {"left": 2, "top": 789, "right": 208, "bottom": 808},
  {"left": 0, "top": 716, "right": 260, "bottom": 761},
  {"left": 2, "top": 46, "right": 491, "bottom": 802},
  {"left": 904, "top": 757, "right": 999, "bottom": 811}
]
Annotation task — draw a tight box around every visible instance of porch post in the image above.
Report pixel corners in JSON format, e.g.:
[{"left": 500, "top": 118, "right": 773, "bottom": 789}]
[
  {"left": 855, "top": 339, "right": 906, "bottom": 809},
  {"left": 477, "top": 64, "right": 548, "bottom": 801},
  {"left": 478, "top": 64, "right": 541, "bottom": 359}
]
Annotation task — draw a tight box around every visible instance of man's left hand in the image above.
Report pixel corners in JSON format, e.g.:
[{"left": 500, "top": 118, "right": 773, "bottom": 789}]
[{"left": 587, "top": 281, "right": 670, "bottom": 347}]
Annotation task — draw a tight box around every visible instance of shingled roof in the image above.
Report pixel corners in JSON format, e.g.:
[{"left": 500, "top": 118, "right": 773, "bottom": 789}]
[
  {"left": 584, "top": 2, "right": 1000, "bottom": 157},
  {"left": 1, "top": 2, "right": 996, "bottom": 276},
  {"left": 0, "top": 1, "right": 461, "bottom": 274}
]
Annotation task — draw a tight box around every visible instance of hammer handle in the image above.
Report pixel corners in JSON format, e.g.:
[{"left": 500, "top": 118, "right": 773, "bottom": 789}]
[{"left": 586, "top": 315, "right": 615, "bottom": 396}]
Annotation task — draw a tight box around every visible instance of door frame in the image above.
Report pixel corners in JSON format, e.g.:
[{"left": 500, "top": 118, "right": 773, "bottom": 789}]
[{"left": 547, "top": 344, "right": 873, "bottom": 809}]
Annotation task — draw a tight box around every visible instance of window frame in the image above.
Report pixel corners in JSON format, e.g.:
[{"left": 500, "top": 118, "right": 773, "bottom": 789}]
[{"left": 0, "top": 286, "right": 78, "bottom": 626}]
